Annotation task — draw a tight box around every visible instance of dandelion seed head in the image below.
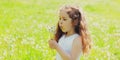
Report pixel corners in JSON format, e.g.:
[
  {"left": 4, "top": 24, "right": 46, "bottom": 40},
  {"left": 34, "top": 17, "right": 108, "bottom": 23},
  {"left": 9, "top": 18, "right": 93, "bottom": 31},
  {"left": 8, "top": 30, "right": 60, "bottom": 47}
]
[{"left": 47, "top": 25, "right": 56, "bottom": 34}]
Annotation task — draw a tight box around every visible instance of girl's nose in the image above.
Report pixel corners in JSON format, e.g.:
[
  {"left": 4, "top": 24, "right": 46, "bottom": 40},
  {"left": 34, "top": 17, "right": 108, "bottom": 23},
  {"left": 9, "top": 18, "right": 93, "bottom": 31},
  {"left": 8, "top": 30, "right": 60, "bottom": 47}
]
[
  {"left": 60, "top": 21, "right": 63, "bottom": 25},
  {"left": 59, "top": 20, "right": 63, "bottom": 27},
  {"left": 59, "top": 20, "right": 63, "bottom": 25}
]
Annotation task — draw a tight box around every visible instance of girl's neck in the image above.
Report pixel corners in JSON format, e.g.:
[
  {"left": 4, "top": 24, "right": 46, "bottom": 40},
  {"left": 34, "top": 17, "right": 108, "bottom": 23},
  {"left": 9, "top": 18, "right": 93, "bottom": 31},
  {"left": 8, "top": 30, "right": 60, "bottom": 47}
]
[{"left": 65, "top": 29, "right": 76, "bottom": 37}]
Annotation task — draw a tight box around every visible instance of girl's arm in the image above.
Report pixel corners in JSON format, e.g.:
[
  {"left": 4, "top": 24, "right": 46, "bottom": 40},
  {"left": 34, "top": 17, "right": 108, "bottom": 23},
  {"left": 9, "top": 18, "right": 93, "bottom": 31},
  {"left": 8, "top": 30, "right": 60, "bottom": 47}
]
[{"left": 53, "top": 37, "right": 82, "bottom": 60}]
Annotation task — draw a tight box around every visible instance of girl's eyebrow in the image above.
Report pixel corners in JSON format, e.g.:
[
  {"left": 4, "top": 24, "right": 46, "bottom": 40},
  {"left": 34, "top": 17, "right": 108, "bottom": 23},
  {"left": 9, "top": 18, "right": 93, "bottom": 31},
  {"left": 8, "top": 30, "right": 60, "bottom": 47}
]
[
  {"left": 59, "top": 15, "right": 67, "bottom": 19},
  {"left": 62, "top": 17, "right": 66, "bottom": 19},
  {"left": 63, "top": 17, "right": 66, "bottom": 18}
]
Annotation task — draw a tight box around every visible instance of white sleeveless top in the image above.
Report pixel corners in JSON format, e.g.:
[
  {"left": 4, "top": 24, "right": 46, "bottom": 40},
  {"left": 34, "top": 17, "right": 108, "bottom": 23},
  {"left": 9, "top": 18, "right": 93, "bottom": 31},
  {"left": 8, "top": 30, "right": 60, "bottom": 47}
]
[{"left": 56, "top": 33, "right": 81, "bottom": 60}]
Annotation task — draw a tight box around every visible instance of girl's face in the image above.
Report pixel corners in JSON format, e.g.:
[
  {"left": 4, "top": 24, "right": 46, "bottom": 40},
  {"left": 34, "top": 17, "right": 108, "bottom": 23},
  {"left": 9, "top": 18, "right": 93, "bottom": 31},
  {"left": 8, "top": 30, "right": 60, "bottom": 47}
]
[{"left": 59, "top": 10, "right": 74, "bottom": 33}]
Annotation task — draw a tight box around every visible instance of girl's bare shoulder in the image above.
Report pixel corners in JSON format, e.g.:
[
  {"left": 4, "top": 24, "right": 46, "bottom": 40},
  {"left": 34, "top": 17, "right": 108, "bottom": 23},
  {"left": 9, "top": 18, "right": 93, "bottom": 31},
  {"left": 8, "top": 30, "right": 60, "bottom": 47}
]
[{"left": 73, "top": 36, "right": 82, "bottom": 45}]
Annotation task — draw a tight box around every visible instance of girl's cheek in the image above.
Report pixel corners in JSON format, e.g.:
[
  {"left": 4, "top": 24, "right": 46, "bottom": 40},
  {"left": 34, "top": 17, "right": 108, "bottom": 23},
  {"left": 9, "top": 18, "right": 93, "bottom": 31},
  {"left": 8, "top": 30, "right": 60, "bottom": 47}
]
[{"left": 58, "top": 22, "right": 61, "bottom": 26}]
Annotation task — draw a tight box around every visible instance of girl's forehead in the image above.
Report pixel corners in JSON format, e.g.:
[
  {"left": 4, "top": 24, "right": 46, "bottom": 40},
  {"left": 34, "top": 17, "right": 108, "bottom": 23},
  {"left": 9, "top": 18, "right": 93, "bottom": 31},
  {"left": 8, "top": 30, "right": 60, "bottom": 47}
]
[{"left": 59, "top": 10, "right": 69, "bottom": 18}]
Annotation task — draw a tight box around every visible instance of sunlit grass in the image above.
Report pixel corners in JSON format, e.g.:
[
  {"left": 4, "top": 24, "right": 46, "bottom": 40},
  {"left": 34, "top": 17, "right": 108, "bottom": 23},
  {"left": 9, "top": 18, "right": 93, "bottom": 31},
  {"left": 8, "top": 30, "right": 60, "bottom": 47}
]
[{"left": 0, "top": 0, "right": 120, "bottom": 60}]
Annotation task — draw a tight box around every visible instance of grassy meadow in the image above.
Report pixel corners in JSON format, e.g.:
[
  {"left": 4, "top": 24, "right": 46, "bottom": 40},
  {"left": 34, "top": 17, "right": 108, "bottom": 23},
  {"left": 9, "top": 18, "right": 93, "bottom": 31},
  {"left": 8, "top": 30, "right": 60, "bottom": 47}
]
[{"left": 0, "top": 0, "right": 120, "bottom": 60}]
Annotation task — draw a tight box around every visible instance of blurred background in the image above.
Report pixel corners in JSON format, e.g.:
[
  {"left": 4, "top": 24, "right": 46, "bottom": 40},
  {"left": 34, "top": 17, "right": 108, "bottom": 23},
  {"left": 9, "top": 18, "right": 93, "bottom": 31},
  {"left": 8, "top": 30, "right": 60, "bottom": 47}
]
[{"left": 0, "top": 0, "right": 120, "bottom": 60}]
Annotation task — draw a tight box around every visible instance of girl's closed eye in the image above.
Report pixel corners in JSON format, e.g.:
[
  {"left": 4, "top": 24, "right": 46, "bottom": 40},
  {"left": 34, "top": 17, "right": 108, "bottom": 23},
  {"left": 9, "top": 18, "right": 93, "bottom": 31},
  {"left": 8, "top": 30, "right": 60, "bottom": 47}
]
[
  {"left": 63, "top": 18, "right": 67, "bottom": 21},
  {"left": 59, "top": 17, "right": 67, "bottom": 21}
]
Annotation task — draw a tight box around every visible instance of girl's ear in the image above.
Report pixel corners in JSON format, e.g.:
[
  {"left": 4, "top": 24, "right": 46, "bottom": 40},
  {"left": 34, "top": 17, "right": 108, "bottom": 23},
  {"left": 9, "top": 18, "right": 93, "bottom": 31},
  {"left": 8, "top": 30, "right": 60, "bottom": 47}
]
[{"left": 73, "top": 19, "right": 79, "bottom": 26}]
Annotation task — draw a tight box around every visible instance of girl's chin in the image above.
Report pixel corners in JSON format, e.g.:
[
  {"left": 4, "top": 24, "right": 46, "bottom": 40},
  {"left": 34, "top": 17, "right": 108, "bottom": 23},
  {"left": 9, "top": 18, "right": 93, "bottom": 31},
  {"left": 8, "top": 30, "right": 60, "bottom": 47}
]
[{"left": 61, "top": 29, "right": 66, "bottom": 33}]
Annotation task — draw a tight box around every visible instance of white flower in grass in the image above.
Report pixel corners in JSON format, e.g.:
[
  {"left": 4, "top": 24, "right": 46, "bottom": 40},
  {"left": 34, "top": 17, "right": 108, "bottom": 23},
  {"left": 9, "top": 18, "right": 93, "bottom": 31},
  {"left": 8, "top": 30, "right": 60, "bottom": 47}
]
[
  {"left": 0, "top": 56, "right": 4, "bottom": 60},
  {"left": 21, "top": 39, "right": 28, "bottom": 44},
  {"left": 35, "top": 44, "right": 40, "bottom": 49},
  {"left": 10, "top": 49, "right": 14, "bottom": 56},
  {"left": 27, "top": 37, "right": 35, "bottom": 45},
  {"left": 0, "top": 42, "right": 2, "bottom": 45},
  {"left": 106, "top": 51, "right": 111, "bottom": 59},
  {"left": 38, "top": 24, "right": 43, "bottom": 29},
  {"left": 92, "top": 23, "right": 99, "bottom": 27},
  {"left": 31, "top": 41, "right": 35, "bottom": 45},
  {"left": 26, "top": 51, "right": 30, "bottom": 55},
  {"left": 10, "top": 44, "right": 14, "bottom": 48},
  {"left": 3, "top": 50, "right": 7, "bottom": 56},
  {"left": 4, "top": 37, "right": 8, "bottom": 43}
]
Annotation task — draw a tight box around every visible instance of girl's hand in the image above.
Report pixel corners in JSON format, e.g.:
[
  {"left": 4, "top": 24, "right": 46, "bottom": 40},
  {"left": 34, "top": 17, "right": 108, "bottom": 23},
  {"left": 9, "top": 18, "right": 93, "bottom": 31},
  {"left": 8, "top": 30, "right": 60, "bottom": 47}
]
[{"left": 48, "top": 39, "right": 58, "bottom": 49}]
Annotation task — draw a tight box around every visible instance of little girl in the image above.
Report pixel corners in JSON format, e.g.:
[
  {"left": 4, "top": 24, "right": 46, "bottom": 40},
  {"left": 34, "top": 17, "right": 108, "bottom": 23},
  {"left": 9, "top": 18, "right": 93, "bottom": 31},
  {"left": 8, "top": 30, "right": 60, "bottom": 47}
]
[{"left": 48, "top": 5, "right": 91, "bottom": 60}]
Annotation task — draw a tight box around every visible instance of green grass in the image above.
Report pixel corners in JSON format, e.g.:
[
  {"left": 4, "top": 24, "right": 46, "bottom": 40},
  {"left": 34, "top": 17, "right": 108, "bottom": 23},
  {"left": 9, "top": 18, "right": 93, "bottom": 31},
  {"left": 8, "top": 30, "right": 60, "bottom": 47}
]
[{"left": 0, "top": 0, "right": 120, "bottom": 60}]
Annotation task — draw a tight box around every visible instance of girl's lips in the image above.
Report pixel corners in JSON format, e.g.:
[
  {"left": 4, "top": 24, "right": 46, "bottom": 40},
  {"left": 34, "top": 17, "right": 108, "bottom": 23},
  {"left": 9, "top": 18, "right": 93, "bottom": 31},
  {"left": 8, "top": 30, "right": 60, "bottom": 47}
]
[{"left": 60, "top": 26, "right": 64, "bottom": 30}]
